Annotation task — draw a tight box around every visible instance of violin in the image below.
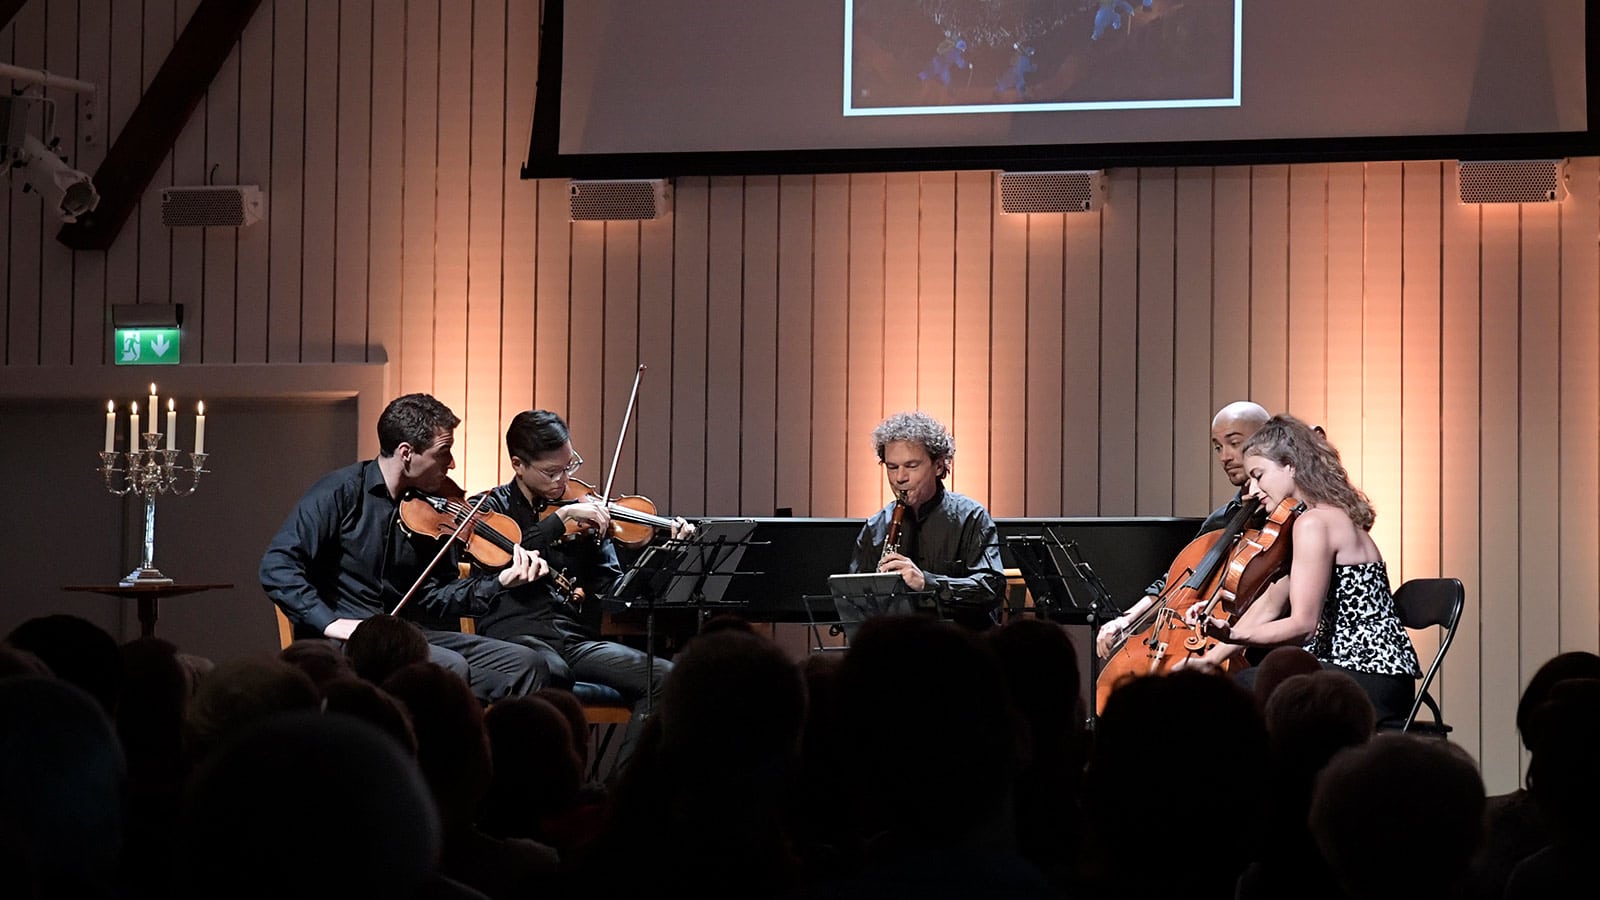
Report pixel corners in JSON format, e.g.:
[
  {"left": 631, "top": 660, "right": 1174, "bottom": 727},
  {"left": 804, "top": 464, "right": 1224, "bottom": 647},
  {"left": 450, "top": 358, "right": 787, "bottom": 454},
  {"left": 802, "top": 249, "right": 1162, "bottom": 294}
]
[
  {"left": 539, "top": 476, "right": 680, "bottom": 550},
  {"left": 397, "top": 477, "right": 586, "bottom": 604},
  {"left": 1093, "top": 496, "right": 1301, "bottom": 712}
]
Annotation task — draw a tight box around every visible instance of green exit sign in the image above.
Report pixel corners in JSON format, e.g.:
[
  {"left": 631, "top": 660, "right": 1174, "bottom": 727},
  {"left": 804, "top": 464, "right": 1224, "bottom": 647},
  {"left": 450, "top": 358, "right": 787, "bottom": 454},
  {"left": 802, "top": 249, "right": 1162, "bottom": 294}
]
[{"left": 114, "top": 328, "right": 181, "bottom": 366}]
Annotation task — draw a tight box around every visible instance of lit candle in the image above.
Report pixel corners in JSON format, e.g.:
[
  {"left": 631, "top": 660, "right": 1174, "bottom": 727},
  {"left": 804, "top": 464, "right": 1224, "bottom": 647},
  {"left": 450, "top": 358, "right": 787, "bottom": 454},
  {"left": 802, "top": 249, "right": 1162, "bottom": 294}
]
[
  {"left": 194, "top": 401, "right": 206, "bottom": 455},
  {"left": 148, "top": 384, "right": 158, "bottom": 430},
  {"left": 129, "top": 402, "right": 140, "bottom": 450},
  {"left": 104, "top": 401, "right": 116, "bottom": 452},
  {"left": 166, "top": 399, "right": 178, "bottom": 450}
]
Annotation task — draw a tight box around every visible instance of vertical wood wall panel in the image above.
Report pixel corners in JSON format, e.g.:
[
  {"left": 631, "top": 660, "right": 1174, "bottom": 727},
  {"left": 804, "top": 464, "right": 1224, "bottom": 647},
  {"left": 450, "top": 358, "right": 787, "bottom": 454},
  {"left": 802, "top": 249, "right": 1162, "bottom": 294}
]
[
  {"left": 810, "top": 175, "right": 849, "bottom": 516},
  {"left": 39, "top": 0, "right": 79, "bottom": 365},
  {"left": 773, "top": 176, "right": 815, "bottom": 514},
  {"left": 1098, "top": 171, "right": 1138, "bottom": 515},
  {"left": 1135, "top": 169, "right": 1175, "bottom": 515},
  {"left": 6, "top": 2, "right": 1600, "bottom": 793},
  {"left": 668, "top": 179, "right": 708, "bottom": 515},
  {"left": 1286, "top": 165, "right": 1328, "bottom": 429},
  {"left": 1171, "top": 169, "right": 1213, "bottom": 517},
  {"left": 300, "top": 0, "right": 338, "bottom": 365},
  {"left": 1248, "top": 166, "right": 1289, "bottom": 415},
  {"left": 916, "top": 172, "right": 956, "bottom": 430},
  {"left": 950, "top": 171, "right": 992, "bottom": 507},
  {"left": 462, "top": 0, "right": 509, "bottom": 487},
  {"left": 1361, "top": 163, "right": 1403, "bottom": 573},
  {"left": 71, "top": 0, "right": 113, "bottom": 365},
  {"left": 266, "top": 0, "right": 305, "bottom": 363},
  {"left": 882, "top": 172, "right": 919, "bottom": 423},
  {"left": 1324, "top": 165, "right": 1365, "bottom": 483},
  {"left": 740, "top": 176, "right": 779, "bottom": 517},
  {"left": 1517, "top": 202, "right": 1563, "bottom": 707},
  {"left": 1439, "top": 175, "right": 1484, "bottom": 767},
  {"left": 366, "top": 0, "right": 406, "bottom": 375},
  {"left": 1210, "top": 168, "right": 1251, "bottom": 508},
  {"left": 564, "top": 220, "right": 604, "bottom": 471},
  {"left": 135, "top": 0, "right": 175, "bottom": 316},
  {"left": 599, "top": 220, "right": 640, "bottom": 495},
  {"left": 1025, "top": 212, "right": 1063, "bottom": 516},
  {"left": 333, "top": 0, "right": 374, "bottom": 364},
  {"left": 1059, "top": 200, "right": 1102, "bottom": 514},
  {"left": 1477, "top": 204, "right": 1524, "bottom": 794},
  {"left": 987, "top": 204, "right": 1027, "bottom": 516},
  {"left": 1398, "top": 162, "right": 1443, "bottom": 669},
  {"left": 1557, "top": 157, "right": 1600, "bottom": 655},
  {"left": 845, "top": 174, "right": 886, "bottom": 516},
  {"left": 704, "top": 178, "right": 744, "bottom": 515},
  {"left": 7, "top": 0, "right": 44, "bottom": 364}
]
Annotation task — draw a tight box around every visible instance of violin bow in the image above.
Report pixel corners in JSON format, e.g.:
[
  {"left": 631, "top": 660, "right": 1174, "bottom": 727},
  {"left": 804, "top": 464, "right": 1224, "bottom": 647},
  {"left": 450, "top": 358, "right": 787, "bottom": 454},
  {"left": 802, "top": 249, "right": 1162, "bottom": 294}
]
[
  {"left": 599, "top": 363, "right": 647, "bottom": 504},
  {"left": 391, "top": 490, "right": 493, "bottom": 617}
]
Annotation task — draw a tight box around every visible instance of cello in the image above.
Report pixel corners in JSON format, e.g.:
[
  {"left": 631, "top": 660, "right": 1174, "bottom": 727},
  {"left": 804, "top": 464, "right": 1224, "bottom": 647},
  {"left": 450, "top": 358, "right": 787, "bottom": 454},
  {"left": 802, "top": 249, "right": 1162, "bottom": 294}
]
[{"left": 1093, "top": 495, "right": 1303, "bottom": 712}]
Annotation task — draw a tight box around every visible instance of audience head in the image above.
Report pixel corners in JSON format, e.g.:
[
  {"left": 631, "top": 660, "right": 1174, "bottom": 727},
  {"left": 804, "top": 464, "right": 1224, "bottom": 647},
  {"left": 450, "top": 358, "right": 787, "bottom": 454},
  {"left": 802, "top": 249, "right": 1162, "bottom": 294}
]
[
  {"left": 184, "top": 658, "right": 319, "bottom": 763},
  {"left": 116, "top": 637, "right": 192, "bottom": 782},
  {"left": 0, "top": 642, "right": 50, "bottom": 679},
  {"left": 278, "top": 638, "right": 352, "bottom": 688},
  {"left": 319, "top": 677, "right": 418, "bottom": 757},
  {"left": 1309, "top": 733, "right": 1485, "bottom": 899},
  {"left": 834, "top": 615, "right": 1018, "bottom": 848},
  {"left": 5, "top": 614, "right": 123, "bottom": 714},
  {"left": 1251, "top": 646, "right": 1324, "bottom": 711},
  {"left": 0, "top": 676, "right": 126, "bottom": 891},
  {"left": 481, "top": 695, "right": 583, "bottom": 836},
  {"left": 179, "top": 711, "right": 441, "bottom": 900},
  {"left": 534, "top": 688, "right": 591, "bottom": 772},
  {"left": 1264, "top": 670, "right": 1374, "bottom": 761},
  {"left": 345, "top": 615, "right": 430, "bottom": 685},
  {"left": 986, "top": 616, "right": 1084, "bottom": 758},
  {"left": 1515, "top": 651, "right": 1600, "bottom": 752},
  {"left": 381, "top": 662, "right": 492, "bottom": 827},
  {"left": 1522, "top": 677, "right": 1600, "bottom": 845},
  {"left": 657, "top": 627, "right": 807, "bottom": 784}
]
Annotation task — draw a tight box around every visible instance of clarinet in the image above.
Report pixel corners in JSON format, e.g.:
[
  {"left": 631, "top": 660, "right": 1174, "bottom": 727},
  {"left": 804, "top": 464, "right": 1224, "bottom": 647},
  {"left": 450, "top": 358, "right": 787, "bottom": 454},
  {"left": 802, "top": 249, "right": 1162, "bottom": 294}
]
[{"left": 880, "top": 489, "right": 909, "bottom": 562}]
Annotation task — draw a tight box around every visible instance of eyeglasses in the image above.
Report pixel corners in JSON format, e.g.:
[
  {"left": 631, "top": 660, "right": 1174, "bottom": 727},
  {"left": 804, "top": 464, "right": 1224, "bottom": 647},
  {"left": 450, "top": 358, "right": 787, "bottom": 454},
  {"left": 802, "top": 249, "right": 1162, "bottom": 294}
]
[{"left": 536, "top": 452, "right": 583, "bottom": 480}]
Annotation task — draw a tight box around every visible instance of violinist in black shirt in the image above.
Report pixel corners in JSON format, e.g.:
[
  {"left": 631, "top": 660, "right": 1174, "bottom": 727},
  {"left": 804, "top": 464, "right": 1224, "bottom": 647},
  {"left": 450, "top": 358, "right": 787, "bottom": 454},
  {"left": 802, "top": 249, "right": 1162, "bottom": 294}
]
[
  {"left": 260, "top": 393, "right": 550, "bottom": 704},
  {"left": 469, "top": 410, "right": 693, "bottom": 763}
]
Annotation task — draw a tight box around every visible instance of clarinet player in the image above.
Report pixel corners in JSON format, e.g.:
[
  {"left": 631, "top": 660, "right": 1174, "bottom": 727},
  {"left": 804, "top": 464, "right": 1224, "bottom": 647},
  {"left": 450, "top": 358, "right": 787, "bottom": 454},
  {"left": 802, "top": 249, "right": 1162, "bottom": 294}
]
[{"left": 834, "top": 411, "right": 1007, "bottom": 638}]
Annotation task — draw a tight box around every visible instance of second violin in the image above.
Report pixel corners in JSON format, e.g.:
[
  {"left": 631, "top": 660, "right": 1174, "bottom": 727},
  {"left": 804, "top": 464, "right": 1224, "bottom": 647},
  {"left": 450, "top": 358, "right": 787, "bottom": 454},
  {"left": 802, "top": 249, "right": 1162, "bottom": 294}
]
[{"left": 541, "top": 476, "right": 681, "bottom": 550}]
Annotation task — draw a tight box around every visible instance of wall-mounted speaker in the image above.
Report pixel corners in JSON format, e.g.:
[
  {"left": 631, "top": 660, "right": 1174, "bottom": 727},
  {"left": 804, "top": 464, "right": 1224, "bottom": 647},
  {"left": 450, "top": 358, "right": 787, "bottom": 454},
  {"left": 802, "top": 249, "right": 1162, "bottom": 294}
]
[
  {"left": 998, "top": 170, "right": 1106, "bottom": 214},
  {"left": 568, "top": 178, "right": 672, "bottom": 221},
  {"left": 161, "top": 185, "right": 265, "bottom": 227},
  {"left": 1457, "top": 159, "right": 1567, "bottom": 204}
]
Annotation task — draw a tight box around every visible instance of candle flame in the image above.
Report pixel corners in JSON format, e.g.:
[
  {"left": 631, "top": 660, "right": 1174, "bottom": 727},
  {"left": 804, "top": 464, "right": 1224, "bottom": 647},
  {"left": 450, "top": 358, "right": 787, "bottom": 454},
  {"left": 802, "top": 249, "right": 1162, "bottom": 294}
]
[
  {"left": 107, "top": 400, "right": 114, "bottom": 413},
  {"left": 167, "top": 398, "right": 175, "bottom": 411},
  {"left": 149, "top": 383, "right": 157, "bottom": 395},
  {"left": 130, "top": 402, "right": 138, "bottom": 413},
  {"left": 197, "top": 401, "right": 205, "bottom": 415}
]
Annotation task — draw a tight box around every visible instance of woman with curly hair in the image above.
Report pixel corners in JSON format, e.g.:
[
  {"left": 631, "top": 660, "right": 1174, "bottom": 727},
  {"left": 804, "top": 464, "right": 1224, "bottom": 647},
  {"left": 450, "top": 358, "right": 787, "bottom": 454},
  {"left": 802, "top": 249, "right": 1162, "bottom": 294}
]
[{"left": 1188, "top": 414, "right": 1421, "bottom": 721}]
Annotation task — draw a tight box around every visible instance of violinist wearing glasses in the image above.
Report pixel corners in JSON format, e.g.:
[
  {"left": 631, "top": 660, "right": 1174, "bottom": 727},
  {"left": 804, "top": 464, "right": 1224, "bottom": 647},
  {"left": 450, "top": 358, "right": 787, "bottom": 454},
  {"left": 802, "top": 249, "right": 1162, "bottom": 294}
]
[
  {"left": 260, "top": 393, "right": 551, "bottom": 704},
  {"left": 837, "top": 411, "right": 1006, "bottom": 636},
  {"left": 469, "top": 410, "right": 693, "bottom": 761}
]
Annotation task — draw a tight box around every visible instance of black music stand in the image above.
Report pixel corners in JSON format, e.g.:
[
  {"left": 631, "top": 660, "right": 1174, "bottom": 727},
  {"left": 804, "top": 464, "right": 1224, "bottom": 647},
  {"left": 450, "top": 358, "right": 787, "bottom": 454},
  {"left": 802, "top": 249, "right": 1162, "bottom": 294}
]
[
  {"left": 824, "top": 571, "right": 942, "bottom": 642},
  {"left": 611, "top": 520, "right": 759, "bottom": 715},
  {"left": 1005, "top": 530, "right": 1119, "bottom": 729}
]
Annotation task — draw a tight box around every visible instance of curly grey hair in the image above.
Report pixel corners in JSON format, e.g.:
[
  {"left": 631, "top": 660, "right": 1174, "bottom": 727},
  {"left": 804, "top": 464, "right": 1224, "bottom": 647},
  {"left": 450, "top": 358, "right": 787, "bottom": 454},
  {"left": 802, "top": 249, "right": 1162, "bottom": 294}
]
[{"left": 872, "top": 411, "right": 955, "bottom": 465}]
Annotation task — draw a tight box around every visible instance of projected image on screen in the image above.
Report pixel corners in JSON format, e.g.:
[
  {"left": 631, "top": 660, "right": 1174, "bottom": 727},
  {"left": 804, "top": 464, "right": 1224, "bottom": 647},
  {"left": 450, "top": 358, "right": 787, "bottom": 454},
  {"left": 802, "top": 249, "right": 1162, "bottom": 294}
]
[{"left": 846, "top": 0, "right": 1240, "bottom": 115}]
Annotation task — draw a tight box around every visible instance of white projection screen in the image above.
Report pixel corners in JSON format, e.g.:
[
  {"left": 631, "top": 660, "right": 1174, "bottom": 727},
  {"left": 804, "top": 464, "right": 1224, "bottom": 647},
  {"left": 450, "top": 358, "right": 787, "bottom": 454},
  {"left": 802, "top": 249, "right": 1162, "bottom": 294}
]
[{"left": 524, "top": 0, "right": 1595, "bottom": 178}]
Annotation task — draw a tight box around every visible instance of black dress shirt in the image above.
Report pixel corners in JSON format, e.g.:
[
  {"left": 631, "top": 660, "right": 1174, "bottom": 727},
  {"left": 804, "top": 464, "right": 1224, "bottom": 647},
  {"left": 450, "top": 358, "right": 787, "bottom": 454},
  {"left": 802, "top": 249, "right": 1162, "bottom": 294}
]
[
  {"left": 848, "top": 485, "right": 1007, "bottom": 629},
  {"left": 260, "top": 460, "right": 498, "bottom": 634}
]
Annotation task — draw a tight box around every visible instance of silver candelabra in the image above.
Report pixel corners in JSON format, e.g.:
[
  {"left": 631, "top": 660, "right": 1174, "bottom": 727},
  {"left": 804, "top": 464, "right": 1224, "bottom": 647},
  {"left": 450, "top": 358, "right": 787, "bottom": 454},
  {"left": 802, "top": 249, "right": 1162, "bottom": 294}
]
[{"left": 99, "top": 435, "right": 209, "bottom": 587}]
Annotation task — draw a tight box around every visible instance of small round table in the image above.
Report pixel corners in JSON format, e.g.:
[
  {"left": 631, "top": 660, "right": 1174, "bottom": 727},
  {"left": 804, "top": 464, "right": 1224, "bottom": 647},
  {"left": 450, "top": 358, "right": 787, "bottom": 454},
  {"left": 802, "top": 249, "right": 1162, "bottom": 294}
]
[{"left": 62, "top": 583, "right": 234, "bottom": 639}]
